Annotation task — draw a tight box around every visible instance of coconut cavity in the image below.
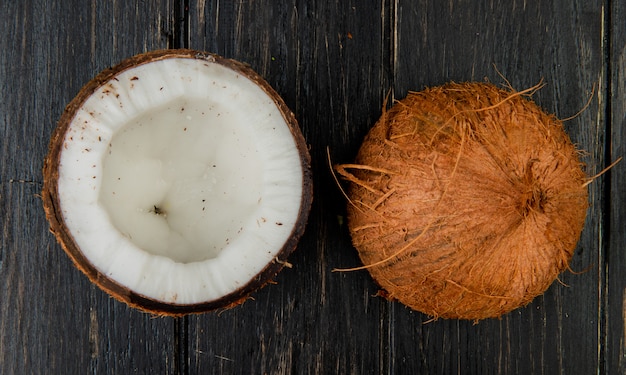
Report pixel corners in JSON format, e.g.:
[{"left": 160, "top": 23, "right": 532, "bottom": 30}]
[
  {"left": 43, "top": 51, "right": 312, "bottom": 313},
  {"left": 100, "top": 97, "right": 262, "bottom": 263},
  {"left": 339, "top": 82, "right": 588, "bottom": 320}
]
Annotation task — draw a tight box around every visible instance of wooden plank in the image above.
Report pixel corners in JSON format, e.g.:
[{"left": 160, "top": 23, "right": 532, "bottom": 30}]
[
  {"left": 186, "top": 0, "right": 392, "bottom": 373},
  {"left": 608, "top": 0, "right": 626, "bottom": 373},
  {"left": 0, "top": 1, "right": 180, "bottom": 374},
  {"left": 392, "top": 0, "right": 605, "bottom": 373}
]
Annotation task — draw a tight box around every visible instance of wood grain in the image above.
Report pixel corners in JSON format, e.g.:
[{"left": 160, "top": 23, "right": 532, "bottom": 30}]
[
  {"left": 392, "top": 1, "right": 605, "bottom": 374},
  {"left": 0, "top": 0, "right": 621, "bottom": 374},
  {"left": 0, "top": 1, "right": 179, "bottom": 374},
  {"left": 608, "top": 0, "right": 626, "bottom": 373},
  {"left": 187, "top": 1, "right": 391, "bottom": 373}
]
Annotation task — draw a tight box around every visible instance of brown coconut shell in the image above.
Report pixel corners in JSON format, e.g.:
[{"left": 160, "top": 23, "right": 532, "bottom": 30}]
[
  {"left": 338, "top": 82, "right": 588, "bottom": 320},
  {"left": 42, "top": 49, "right": 313, "bottom": 316}
]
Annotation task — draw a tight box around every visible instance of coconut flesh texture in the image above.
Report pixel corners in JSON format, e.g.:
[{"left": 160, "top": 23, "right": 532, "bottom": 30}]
[
  {"left": 339, "top": 82, "right": 588, "bottom": 320},
  {"left": 43, "top": 50, "right": 312, "bottom": 315}
]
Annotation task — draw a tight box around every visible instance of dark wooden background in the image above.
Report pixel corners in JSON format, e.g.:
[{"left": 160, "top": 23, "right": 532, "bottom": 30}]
[{"left": 1, "top": 0, "right": 624, "bottom": 374}]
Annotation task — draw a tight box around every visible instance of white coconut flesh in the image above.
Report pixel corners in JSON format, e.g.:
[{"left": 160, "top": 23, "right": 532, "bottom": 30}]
[{"left": 57, "top": 57, "right": 304, "bottom": 305}]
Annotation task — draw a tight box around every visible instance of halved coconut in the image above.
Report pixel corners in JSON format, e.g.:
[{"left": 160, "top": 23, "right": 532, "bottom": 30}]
[{"left": 42, "top": 50, "right": 312, "bottom": 315}]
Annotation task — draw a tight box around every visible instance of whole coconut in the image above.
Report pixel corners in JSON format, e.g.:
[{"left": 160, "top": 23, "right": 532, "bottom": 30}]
[{"left": 338, "top": 82, "right": 588, "bottom": 320}]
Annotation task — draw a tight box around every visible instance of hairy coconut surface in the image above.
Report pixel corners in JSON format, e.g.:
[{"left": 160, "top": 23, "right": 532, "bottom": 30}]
[
  {"left": 339, "top": 82, "right": 588, "bottom": 320},
  {"left": 42, "top": 50, "right": 312, "bottom": 315}
]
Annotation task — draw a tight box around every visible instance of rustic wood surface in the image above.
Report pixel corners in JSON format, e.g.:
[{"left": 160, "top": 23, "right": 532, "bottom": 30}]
[{"left": 0, "top": 0, "right": 622, "bottom": 374}]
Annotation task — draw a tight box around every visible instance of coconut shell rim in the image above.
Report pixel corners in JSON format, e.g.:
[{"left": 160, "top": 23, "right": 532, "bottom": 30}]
[{"left": 42, "top": 49, "right": 313, "bottom": 316}]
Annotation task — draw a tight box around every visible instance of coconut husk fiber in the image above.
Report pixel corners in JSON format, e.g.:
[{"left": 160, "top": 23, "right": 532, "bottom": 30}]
[{"left": 337, "top": 82, "right": 588, "bottom": 320}]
